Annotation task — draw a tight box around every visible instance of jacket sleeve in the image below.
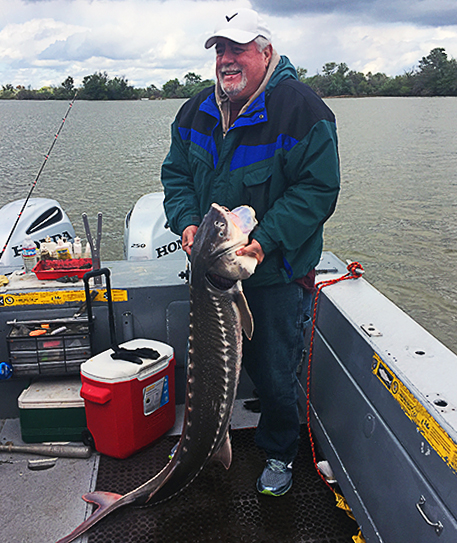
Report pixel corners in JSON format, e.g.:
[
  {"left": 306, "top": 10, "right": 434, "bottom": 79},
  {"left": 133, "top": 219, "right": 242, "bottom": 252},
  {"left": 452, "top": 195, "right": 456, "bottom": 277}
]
[
  {"left": 252, "top": 118, "right": 340, "bottom": 255},
  {"left": 161, "top": 119, "right": 202, "bottom": 236}
]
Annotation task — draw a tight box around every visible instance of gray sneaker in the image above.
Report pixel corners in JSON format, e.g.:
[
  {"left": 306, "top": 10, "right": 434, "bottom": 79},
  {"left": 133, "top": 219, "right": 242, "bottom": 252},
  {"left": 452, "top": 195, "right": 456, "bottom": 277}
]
[{"left": 256, "top": 458, "right": 293, "bottom": 496}]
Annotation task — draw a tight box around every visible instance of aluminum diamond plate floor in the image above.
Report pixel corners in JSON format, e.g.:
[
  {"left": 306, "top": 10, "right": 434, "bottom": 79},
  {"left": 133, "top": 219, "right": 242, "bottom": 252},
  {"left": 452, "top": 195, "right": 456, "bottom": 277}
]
[{"left": 88, "top": 426, "right": 358, "bottom": 543}]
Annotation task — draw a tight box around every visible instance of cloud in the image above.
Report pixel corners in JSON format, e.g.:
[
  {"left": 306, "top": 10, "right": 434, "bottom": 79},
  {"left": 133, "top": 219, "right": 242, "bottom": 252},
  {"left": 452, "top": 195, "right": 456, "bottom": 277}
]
[
  {"left": 252, "top": 0, "right": 457, "bottom": 27},
  {"left": 1, "top": 0, "right": 457, "bottom": 89},
  {"left": 0, "top": 18, "right": 85, "bottom": 62},
  {"left": 39, "top": 30, "right": 142, "bottom": 62}
]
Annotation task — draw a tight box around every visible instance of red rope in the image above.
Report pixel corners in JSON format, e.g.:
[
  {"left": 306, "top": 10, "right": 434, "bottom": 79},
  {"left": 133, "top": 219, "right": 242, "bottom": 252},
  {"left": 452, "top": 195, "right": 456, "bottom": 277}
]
[{"left": 306, "top": 261, "right": 364, "bottom": 491}]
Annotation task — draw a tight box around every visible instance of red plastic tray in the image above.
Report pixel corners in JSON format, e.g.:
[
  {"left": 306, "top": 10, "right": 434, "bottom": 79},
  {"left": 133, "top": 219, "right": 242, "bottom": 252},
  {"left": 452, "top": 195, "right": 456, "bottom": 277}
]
[{"left": 32, "top": 259, "right": 93, "bottom": 280}]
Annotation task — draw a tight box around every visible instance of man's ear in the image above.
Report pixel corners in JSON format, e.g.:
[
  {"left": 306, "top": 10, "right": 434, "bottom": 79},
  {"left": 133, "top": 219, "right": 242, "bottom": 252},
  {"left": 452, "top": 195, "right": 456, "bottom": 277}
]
[{"left": 263, "top": 44, "right": 273, "bottom": 66}]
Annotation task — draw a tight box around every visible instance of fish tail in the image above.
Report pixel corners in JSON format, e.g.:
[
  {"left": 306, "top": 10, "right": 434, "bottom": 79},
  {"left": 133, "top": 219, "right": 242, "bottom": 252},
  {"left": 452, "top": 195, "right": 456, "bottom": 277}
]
[{"left": 55, "top": 491, "right": 127, "bottom": 543}]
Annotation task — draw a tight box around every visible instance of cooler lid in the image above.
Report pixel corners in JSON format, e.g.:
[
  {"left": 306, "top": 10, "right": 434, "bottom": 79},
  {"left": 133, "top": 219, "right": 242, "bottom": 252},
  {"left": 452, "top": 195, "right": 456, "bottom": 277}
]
[
  {"left": 18, "top": 378, "right": 84, "bottom": 409},
  {"left": 80, "top": 338, "right": 174, "bottom": 383}
]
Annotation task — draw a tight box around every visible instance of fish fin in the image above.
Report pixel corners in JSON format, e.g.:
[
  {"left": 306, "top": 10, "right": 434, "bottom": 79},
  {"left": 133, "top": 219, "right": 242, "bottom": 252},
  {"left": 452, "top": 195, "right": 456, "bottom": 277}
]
[
  {"left": 82, "top": 490, "right": 124, "bottom": 507},
  {"left": 212, "top": 433, "right": 232, "bottom": 470},
  {"left": 236, "top": 291, "right": 254, "bottom": 340},
  {"left": 55, "top": 491, "right": 124, "bottom": 543}
]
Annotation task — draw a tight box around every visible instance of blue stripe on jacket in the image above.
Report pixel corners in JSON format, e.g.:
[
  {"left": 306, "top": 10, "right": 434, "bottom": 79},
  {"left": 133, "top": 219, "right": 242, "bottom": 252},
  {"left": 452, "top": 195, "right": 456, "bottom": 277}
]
[
  {"left": 178, "top": 126, "right": 219, "bottom": 168},
  {"left": 230, "top": 134, "right": 299, "bottom": 171}
]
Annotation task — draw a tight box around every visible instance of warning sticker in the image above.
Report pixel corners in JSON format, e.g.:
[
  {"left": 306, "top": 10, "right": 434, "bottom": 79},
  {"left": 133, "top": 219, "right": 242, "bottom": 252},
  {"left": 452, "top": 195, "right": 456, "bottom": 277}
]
[
  {"left": 0, "top": 289, "right": 128, "bottom": 307},
  {"left": 372, "top": 352, "right": 457, "bottom": 474},
  {"left": 143, "top": 376, "right": 170, "bottom": 416}
]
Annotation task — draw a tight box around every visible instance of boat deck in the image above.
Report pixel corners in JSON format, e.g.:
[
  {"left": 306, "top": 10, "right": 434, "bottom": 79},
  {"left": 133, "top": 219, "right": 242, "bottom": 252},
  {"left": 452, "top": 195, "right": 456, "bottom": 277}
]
[
  {"left": 90, "top": 426, "right": 358, "bottom": 543},
  {"left": 1, "top": 402, "right": 358, "bottom": 543}
]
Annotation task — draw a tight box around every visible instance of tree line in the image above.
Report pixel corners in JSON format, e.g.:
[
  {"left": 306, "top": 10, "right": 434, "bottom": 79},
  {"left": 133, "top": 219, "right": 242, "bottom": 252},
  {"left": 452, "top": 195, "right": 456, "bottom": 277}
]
[
  {"left": 0, "top": 71, "right": 214, "bottom": 101},
  {"left": 301, "top": 47, "right": 457, "bottom": 97},
  {"left": 1, "top": 48, "right": 456, "bottom": 100}
]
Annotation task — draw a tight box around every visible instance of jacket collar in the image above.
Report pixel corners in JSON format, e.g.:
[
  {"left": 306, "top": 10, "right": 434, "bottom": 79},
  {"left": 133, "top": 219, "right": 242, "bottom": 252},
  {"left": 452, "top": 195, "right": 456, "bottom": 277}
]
[{"left": 214, "top": 48, "right": 281, "bottom": 135}]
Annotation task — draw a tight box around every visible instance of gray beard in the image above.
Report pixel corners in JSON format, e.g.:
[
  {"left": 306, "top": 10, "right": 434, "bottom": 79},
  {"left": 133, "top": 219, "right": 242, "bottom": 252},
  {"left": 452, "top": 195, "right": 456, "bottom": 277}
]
[{"left": 219, "top": 72, "right": 248, "bottom": 99}]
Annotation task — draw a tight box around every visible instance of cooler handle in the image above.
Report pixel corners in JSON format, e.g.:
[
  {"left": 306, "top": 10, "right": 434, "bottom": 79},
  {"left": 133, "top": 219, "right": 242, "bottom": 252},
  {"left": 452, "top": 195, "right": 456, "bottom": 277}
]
[{"left": 81, "top": 382, "right": 112, "bottom": 405}]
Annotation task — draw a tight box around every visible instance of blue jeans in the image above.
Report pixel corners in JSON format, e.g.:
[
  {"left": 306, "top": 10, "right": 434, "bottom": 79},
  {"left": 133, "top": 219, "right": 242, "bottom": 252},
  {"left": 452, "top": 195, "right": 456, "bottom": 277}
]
[{"left": 242, "top": 282, "right": 313, "bottom": 463}]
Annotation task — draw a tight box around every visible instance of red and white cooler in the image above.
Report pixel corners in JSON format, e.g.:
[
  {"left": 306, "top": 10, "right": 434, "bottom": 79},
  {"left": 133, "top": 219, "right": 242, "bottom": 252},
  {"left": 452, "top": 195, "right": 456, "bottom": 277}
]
[{"left": 80, "top": 338, "right": 175, "bottom": 459}]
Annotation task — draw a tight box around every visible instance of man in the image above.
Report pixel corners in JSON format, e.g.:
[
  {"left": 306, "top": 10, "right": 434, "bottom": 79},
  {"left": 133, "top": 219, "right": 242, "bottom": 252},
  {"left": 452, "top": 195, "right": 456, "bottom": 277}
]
[{"left": 161, "top": 8, "right": 340, "bottom": 496}]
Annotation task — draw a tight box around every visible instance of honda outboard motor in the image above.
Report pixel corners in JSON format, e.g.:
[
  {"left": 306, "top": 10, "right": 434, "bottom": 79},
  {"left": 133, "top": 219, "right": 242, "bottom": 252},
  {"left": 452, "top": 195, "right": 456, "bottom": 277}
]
[
  {"left": 124, "top": 192, "right": 186, "bottom": 265},
  {"left": 0, "top": 198, "right": 75, "bottom": 268}
]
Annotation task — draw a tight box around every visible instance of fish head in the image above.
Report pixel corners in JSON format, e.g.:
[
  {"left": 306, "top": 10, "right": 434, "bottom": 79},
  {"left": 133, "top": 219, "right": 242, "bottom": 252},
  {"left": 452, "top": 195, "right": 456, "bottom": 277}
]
[{"left": 191, "top": 203, "right": 258, "bottom": 287}]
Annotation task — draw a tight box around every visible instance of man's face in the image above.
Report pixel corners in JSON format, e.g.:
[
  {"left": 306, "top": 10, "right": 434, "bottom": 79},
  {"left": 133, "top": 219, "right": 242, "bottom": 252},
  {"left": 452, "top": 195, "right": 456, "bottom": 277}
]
[{"left": 215, "top": 38, "right": 272, "bottom": 104}]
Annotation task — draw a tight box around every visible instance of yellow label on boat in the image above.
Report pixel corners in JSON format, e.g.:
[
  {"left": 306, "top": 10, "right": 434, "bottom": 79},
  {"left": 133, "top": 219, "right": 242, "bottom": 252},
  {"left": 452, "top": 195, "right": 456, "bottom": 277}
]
[
  {"left": 372, "top": 352, "right": 457, "bottom": 474},
  {"left": 0, "top": 289, "right": 128, "bottom": 307}
]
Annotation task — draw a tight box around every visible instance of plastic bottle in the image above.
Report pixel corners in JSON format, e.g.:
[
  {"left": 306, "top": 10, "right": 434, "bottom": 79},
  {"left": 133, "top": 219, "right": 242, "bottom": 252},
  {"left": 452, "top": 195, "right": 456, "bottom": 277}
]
[
  {"left": 73, "top": 237, "right": 82, "bottom": 259},
  {"left": 62, "top": 237, "right": 73, "bottom": 258},
  {"left": 22, "top": 236, "right": 38, "bottom": 273},
  {"left": 84, "top": 242, "right": 92, "bottom": 259},
  {"left": 55, "top": 238, "right": 72, "bottom": 260},
  {"left": 40, "top": 236, "right": 57, "bottom": 260}
]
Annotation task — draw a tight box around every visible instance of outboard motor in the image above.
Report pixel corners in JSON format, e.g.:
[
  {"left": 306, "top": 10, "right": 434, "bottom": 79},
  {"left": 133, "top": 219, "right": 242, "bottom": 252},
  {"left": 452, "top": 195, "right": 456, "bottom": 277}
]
[
  {"left": 124, "top": 192, "right": 186, "bottom": 265},
  {"left": 0, "top": 198, "right": 75, "bottom": 268}
]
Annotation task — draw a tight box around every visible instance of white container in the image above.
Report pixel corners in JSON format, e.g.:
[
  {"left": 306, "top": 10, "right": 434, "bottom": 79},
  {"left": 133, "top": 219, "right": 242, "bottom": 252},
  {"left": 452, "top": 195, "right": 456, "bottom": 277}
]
[
  {"left": 84, "top": 242, "right": 91, "bottom": 259},
  {"left": 40, "top": 236, "right": 57, "bottom": 259},
  {"left": 55, "top": 238, "right": 72, "bottom": 260},
  {"left": 73, "top": 237, "right": 82, "bottom": 258}
]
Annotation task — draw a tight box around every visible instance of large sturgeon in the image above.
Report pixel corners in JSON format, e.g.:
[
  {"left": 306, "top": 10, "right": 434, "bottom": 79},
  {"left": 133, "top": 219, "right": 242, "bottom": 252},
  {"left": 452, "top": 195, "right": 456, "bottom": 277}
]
[{"left": 55, "top": 203, "right": 258, "bottom": 543}]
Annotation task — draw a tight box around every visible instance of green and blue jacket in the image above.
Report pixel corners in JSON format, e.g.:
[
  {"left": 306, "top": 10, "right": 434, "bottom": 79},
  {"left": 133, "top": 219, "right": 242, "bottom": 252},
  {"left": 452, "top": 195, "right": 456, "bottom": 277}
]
[{"left": 161, "top": 56, "right": 340, "bottom": 287}]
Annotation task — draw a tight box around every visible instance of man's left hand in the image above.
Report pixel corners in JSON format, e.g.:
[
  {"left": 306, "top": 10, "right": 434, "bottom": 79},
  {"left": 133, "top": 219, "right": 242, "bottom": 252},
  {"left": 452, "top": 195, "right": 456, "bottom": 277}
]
[{"left": 236, "top": 239, "right": 264, "bottom": 264}]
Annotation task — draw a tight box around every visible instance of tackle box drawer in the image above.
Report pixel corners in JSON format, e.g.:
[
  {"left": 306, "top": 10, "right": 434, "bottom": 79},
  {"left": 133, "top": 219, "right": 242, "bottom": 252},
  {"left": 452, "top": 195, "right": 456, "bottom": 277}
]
[{"left": 7, "top": 320, "right": 91, "bottom": 378}]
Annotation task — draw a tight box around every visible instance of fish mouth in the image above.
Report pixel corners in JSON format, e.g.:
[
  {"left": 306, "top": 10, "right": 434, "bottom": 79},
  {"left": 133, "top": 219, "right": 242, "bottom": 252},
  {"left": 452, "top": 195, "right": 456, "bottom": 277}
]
[{"left": 206, "top": 272, "right": 237, "bottom": 291}]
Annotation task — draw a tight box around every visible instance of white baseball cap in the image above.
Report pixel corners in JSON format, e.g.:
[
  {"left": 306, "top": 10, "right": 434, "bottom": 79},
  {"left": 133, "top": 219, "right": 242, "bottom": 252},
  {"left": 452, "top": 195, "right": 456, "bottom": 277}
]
[{"left": 204, "top": 8, "right": 271, "bottom": 49}]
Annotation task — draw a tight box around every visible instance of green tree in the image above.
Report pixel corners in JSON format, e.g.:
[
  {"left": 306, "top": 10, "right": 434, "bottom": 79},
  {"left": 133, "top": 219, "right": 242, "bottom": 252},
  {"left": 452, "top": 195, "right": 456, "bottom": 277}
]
[
  {"left": 81, "top": 72, "right": 109, "bottom": 100},
  {"left": 184, "top": 72, "right": 202, "bottom": 86},
  {"left": 310, "top": 62, "right": 352, "bottom": 96},
  {"left": 145, "top": 84, "right": 162, "bottom": 99},
  {"left": 345, "top": 70, "right": 368, "bottom": 95},
  {"left": 162, "top": 78, "right": 184, "bottom": 98},
  {"left": 296, "top": 67, "right": 308, "bottom": 83},
  {"left": 181, "top": 72, "right": 212, "bottom": 97},
  {"left": 0, "top": 84, "right": 16, "bottom": 99},
  {"left": 53, "top": 76, "right": 75, "bottom": 100},
  {"left": 107, "top": 76, "right": 136, "bottom": 100},
  {"left": 365, "top": 72, "right": 389, "bottom": 95},
  {"left": 414, "top": 47, "right": 457, "bottom": 96}
]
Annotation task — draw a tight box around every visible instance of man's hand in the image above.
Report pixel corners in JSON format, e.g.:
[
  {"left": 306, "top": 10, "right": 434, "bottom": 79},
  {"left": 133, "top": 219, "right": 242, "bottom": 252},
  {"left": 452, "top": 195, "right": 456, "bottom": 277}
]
[
  {"left": 182, "top": 225, "right": 198, "bottom": 256},
  {"left": 236, "top": 239, "right": 264, "bottom": 264}
]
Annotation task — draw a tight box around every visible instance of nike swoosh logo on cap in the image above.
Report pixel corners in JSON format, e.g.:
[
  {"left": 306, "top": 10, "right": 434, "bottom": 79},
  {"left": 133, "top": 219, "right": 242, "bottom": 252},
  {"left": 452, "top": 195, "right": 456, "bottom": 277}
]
[{"left": 226, "top": 13, "right": 238, "bottom": 22}]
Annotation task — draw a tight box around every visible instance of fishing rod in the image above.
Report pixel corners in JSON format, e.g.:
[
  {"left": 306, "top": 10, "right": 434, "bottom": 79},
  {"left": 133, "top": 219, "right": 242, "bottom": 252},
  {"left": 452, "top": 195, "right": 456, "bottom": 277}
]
[{"left": 0, "top": 92, "right": 78, "bottom": 264}]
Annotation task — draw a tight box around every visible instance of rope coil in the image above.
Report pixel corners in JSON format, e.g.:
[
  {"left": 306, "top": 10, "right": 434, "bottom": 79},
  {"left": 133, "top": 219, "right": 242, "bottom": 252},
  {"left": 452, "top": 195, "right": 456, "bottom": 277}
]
[{"left": 306, "top": 261, "right": 364, "bottom": 491}]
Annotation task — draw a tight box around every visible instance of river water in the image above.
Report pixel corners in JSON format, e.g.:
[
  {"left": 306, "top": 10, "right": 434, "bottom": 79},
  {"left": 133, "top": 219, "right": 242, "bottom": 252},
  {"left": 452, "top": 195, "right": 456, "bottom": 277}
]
[{"left": 0, "top": 97, "right": 456, "bottom": 354}]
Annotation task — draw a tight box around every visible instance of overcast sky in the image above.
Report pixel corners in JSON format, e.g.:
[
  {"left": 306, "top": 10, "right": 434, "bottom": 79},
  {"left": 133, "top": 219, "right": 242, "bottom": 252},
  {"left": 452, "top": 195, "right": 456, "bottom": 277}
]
[{"left": 2, "top": 0, "right": 457, "bottom": 89}]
